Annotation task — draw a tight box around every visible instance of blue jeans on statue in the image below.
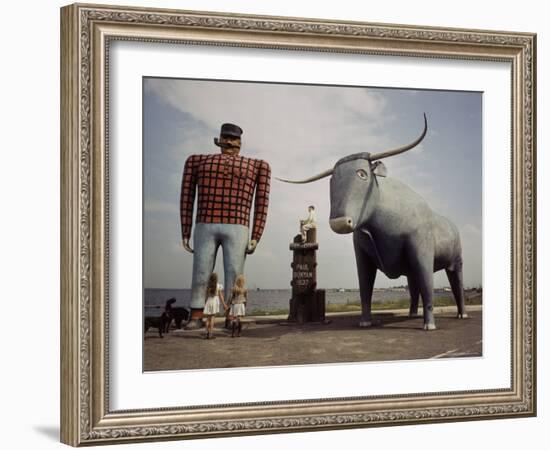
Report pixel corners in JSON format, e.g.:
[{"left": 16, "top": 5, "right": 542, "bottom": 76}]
[{"left": 190, "top": 223, "right": 249, "bottom": 310}]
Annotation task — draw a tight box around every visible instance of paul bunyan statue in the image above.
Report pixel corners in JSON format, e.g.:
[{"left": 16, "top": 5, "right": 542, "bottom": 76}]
[{"left": 180, "top": 123, "right": 271, "bottom": 328}]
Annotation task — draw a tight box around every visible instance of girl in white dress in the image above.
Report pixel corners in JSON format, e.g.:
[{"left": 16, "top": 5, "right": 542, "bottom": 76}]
[
  {"left": 229, "top": 275, "right": 248, "bottom": 338},
  {"left": 203, "top": 273, "right": 227, "bottom": 339}
]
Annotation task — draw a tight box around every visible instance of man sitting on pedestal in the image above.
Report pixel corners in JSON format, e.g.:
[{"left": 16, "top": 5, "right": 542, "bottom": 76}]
[{"left": 299, "top": 205, "right": 316, "bottom": 243}]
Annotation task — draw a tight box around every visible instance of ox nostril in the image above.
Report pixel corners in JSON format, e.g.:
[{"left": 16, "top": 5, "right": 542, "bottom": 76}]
[{"left": 330, "top": 217, "right": 355, "bottom": 234}]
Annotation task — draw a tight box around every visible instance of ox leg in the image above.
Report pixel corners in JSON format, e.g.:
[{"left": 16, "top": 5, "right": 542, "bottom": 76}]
[
  {"left": 408, "top": 241, "right": 436, "bottom": 330},
  {"left": 354, "top": 236, "right": 377, "bottom": 328},
  {"left": 418, "top": 273, "right": 436, "bottom": 330},
  {"left": 407, "top": 275, "right": 421, "bottom": 318},
  {"left": 446, "top": 265, "right": 468, "bottom": 319}
]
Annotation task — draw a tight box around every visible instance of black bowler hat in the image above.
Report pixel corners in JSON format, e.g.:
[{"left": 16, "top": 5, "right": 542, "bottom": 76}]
[{"left": 220, "top": 123, "right": 243, "bottom": 137}]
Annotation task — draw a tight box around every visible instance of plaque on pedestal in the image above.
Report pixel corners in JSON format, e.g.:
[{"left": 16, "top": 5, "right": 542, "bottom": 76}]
[{"left": 287, "top": 228, "right": 326, "bottom": 323}]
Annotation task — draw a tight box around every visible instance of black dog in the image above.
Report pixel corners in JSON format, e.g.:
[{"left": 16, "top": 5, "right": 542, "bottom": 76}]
[
  {"left": 144, "top": 310, "right": 172, "bottom": 338},
  {"left": 165, "top": 298, "right": 190, "bottom": 329},
  {"left": 144, "top": 298, "right": 190, "bottom": 338}
]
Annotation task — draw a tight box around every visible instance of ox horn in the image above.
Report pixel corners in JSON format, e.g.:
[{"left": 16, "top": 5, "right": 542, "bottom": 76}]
[
  {"left": 275, "top": 168, "right": 334, "bottom": 184},
  {"left": 370, "top": 113, "right": 428, "bottom": 161}
]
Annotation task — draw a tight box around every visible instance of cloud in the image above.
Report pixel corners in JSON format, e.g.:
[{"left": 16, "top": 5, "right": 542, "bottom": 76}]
[
  {"left": 463, "top": 223, "right": 482, "bottom": 236},
  {"left": 144, "top": 200, "right": 177, "bottom": 215},
  {"left": 145, "top": 78, "right": 391, "bottom": 170}
]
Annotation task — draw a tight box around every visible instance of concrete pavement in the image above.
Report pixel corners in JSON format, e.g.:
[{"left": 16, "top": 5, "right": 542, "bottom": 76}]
[{"left": 143, "top": 305, "right": 482, "bottom": 371}]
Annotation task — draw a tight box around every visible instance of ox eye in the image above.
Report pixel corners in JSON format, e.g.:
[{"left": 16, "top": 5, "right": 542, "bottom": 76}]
[{"left": 356, "top": 169, "right": 369, "bottom": 180}]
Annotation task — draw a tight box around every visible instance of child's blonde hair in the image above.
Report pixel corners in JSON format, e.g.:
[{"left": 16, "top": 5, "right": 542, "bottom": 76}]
[
  {"left": 206, "top": 273, "right": 218, "bottom": 297},
  {"left": 232, "top": 274, "right": 247, "bottom": 295}
]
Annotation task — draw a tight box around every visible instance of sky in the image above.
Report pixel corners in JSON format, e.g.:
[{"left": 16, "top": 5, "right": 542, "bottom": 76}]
[{"left": 143, "top": 77, "right": 482, "bottom": 290}]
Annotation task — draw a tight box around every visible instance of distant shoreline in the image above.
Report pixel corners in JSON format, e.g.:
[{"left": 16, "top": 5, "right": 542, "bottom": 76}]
[
  {"left": 145, "top": 293, "right": 482, "bottom": 317},
  {"left": 248, "top": 293, "right": 482, "bottom": 316}
]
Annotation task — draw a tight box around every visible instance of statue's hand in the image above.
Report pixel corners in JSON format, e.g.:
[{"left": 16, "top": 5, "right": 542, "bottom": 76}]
[
  {"left": 246, "top": 240, "right": 258, "bottom": 255},
  {"left": 182, "top": 238, "right": 194, "bottom": 254}
]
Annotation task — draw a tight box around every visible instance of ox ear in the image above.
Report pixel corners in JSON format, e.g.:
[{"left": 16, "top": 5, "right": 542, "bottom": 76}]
[{"left": 371, "top": 161, "right": 387, "bottom": 177}]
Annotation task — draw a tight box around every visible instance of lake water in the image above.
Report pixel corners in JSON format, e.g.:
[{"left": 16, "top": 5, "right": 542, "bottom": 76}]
[{"left": 144, "top": 288, "right": 453, "bottom": 313}]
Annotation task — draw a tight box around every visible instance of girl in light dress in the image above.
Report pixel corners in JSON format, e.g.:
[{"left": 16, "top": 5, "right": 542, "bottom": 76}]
[
  {"left": 229, "top": 275, "right": 248, "bottom": 338},
  {"left": 203, "top": 273, "right": 228, "bottom": 339}
]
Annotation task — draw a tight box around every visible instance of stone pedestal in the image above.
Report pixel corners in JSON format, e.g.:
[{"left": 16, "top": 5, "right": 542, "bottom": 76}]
[{"left": 288, "top": 228, "right": 326, "bottom": 323}]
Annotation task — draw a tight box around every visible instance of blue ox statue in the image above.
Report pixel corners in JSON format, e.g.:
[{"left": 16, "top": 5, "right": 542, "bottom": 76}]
[{"left": 278, "top": 114, "right": 467, "bottom": 330}]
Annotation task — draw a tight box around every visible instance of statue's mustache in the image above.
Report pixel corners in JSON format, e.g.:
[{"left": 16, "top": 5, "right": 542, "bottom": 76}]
[{"left": 214, "top": 138, "right": 240, "bottom": 149}]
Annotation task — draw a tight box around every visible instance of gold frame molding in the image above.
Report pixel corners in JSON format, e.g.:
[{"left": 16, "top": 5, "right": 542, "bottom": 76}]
[{"left": 60, "top": 3, "right": 536, "bottom": 446}]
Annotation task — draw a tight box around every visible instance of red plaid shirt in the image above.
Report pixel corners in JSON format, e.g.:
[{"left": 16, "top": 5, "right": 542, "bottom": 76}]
[{"left": 180, "top": 153, "right": 271, "bottom": 242}]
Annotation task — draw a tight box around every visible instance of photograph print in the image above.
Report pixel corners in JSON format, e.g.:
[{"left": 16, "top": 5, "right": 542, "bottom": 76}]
[{"left": 142, "top": 77, "right": 482, "bottom": 372}]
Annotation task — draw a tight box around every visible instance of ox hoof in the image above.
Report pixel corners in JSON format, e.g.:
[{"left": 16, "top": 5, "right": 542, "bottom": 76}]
[
  {"left": 423, "top": 323, "right": 437, "bottom": 331},
  {"left": 359, "top": 321, "right": 373, "bottom": 328},
  {"left": 456, "top": 313, "right": 469, "bottom": 319},
  {"left": 408, "top": 312, "right": 421, "bottom": 319}
]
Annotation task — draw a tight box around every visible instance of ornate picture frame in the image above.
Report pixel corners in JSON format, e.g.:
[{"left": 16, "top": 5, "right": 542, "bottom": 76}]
[{"left": 60, "top": 3, "right": 536, "bottom": 446}]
